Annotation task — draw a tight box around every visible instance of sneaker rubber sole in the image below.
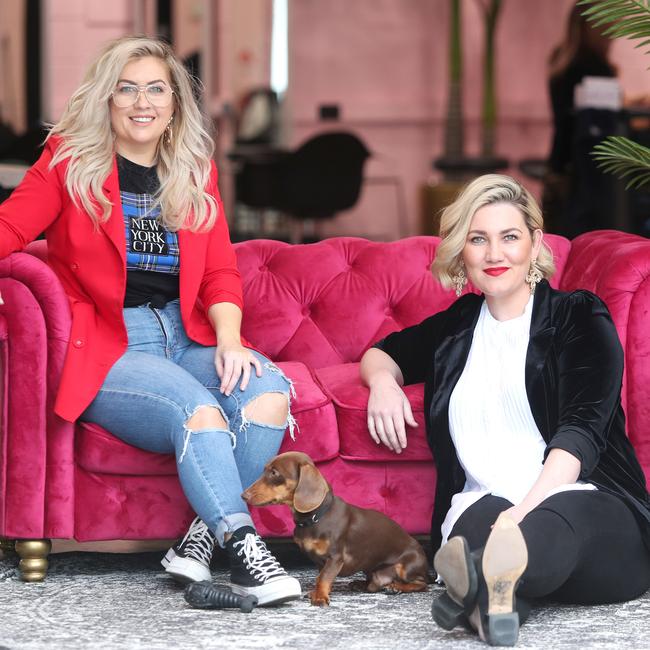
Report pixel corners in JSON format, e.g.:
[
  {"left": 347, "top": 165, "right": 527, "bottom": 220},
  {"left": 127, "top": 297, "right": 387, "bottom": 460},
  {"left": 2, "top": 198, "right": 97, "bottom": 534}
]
[
  {"left": 230, "top": 575, "right": 302, "bottom": 606},
  {"left": 164, "top": 554, "right": 212, "bottom": 584}
]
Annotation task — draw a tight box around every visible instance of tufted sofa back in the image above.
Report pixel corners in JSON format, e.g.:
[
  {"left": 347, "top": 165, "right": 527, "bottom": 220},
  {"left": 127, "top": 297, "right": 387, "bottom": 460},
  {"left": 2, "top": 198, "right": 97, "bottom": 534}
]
[{"left": 235, "top": 235, "right": 572, "bottom": 368}]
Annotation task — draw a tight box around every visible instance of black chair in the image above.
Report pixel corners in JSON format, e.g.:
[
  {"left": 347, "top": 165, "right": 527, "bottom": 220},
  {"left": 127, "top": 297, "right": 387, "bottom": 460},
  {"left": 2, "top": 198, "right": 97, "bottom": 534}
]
[{"left": 234, "top": 131, "right": 370, "bottom": 242}]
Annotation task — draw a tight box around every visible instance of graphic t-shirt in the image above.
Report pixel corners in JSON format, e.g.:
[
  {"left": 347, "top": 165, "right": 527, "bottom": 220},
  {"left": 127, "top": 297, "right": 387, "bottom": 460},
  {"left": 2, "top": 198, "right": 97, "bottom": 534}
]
[{"left": 118, "top": 155, "right": 180, "bottom": 307}]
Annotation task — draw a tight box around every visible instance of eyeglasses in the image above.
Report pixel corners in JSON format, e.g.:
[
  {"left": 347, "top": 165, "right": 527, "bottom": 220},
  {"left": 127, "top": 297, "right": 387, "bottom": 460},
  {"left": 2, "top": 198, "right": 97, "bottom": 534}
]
[{"left": 111, "top": 83, "right": 174, "bottom": 108}]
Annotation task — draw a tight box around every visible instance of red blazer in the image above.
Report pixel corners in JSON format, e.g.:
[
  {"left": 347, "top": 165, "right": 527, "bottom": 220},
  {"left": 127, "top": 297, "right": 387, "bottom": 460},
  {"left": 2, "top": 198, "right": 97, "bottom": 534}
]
[{"left": 0, "top": 137, "right": 244, "bottom": 422}]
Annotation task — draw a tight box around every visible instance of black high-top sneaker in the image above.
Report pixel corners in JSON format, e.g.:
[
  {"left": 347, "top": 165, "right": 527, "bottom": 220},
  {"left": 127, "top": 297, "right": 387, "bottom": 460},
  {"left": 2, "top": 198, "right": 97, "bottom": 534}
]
[
  {"left": 161, "top": 517, "right": 216, "bottom": 584},
  {"left": 226, "top": 526, "right": 301, "bottom": 606}
]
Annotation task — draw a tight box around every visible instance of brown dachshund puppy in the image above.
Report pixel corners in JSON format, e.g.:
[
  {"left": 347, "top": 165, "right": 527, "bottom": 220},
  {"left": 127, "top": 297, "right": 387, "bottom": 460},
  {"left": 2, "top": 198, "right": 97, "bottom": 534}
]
[{"left": 242, "top": 451, "right": 430, "bottom": 606}]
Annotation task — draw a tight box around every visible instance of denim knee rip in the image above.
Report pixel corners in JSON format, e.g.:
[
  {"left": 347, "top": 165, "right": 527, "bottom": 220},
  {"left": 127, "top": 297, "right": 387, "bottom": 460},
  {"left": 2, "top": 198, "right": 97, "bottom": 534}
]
[
  {"left": 237, "top": 362, "right": 298, "bottom": 442},
  {"left": 180, "top": 404, "right": 233, "bottom": 463}
]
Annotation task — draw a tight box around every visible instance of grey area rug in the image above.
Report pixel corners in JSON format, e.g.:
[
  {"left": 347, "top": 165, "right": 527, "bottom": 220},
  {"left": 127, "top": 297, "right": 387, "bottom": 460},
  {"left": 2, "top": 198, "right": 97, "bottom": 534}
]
[{"left": 0, "top": 545, "right": 649, "bottom": 650}]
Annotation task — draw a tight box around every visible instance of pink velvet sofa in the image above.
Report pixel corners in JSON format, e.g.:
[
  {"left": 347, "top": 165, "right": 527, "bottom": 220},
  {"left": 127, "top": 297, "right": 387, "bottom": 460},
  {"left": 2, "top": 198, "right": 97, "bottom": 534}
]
[{"left": 1, "top": 230, "right": 650, "bottom": 580}]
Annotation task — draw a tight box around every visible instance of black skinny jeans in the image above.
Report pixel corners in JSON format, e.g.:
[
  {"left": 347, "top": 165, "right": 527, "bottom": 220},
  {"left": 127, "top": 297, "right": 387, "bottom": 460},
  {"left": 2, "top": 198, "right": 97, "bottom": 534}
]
[{"left": 450, "top": 491, "right": 650, "bottom": 604}]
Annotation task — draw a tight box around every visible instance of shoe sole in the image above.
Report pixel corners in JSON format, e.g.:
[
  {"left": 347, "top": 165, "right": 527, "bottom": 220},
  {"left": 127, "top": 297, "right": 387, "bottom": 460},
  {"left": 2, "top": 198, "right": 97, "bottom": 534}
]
[
  {"left": 432, "top": 536, "right": 477, "bottom": 630},
  {"left": 230, "top": 576, "right": 302, "bottom": 606},
  {"left": 165, "top": 555, "right": 212, "bottom": 584},
  {"left": 434, "top": 536, "right": 476, "bottom": 607},
  {"left": 481, "top": 515, "right": 528, "bottom": 647}
]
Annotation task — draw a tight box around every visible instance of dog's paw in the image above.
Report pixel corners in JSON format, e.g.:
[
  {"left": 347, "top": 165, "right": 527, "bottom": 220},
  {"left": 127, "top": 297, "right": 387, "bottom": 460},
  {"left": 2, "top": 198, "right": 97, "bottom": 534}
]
[{"left": 309, "top": 590, "right": 330, "bottom": 606}]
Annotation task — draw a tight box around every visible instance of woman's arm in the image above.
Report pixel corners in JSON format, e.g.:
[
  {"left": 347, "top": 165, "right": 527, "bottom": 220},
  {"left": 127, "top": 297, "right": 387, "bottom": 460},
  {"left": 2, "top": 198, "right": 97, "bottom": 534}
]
[
  {"left": 201, "top": 162, "right": 257, "bottom": 396},
  {"left": 208, "top": 302, "right": 261, "bottom": 396},
  {"left": 0, "top": 139, "right": 64, "bottom": 260},
  {"left": 360, "top": 348, "right": 418, "bottom": 455},
  {"left": 503, "top": 448, "right": 581, "bottom": 523},
  {"left": 545, "top": 292, "right": 623, "bottom": 478},
  {"left": 361, "top": 310, "right": 446, "bottom": 454},
  {"left": 197, "top": 162, "right": 244, "bottom": 313},
  {"left": 505, "top": 292, "right": 622, "bottom": 524}
]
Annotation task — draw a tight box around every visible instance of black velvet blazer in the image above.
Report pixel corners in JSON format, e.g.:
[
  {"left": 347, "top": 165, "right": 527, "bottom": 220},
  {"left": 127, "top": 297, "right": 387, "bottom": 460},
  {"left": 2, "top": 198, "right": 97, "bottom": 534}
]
[{"left": 375, "top": 280, "right": 650, "bottom": 552}]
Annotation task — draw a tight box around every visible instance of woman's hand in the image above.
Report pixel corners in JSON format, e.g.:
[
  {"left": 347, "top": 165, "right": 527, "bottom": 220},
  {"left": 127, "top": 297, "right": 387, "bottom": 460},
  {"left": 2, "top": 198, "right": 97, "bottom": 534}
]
[
  {"left": 214, "top": 341, "right": 262, "bottom": 396},
  {"left": 498, "top": 504, "right": 530, "bottom": 526},
  {"left": 498, "top": 449, "right": 582, "bottom": 526},
  {"left": 367, "top": 372, "right": 418, "bottom": 454}
]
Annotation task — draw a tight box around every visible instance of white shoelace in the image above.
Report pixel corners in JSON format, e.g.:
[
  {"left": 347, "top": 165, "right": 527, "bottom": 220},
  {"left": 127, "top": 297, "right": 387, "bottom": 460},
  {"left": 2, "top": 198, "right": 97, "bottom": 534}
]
[
  {"left": 235, "top": 533, "right": 287, "bottom": 581},
  {"left": 180, "top": 518, "right": 215, "bottom": 565}
]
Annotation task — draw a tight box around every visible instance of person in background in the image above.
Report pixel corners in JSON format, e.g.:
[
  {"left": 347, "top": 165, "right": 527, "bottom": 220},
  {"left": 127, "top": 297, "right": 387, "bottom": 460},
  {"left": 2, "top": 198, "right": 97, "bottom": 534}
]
[
  {"left": 547, "top": 3, "right": 616, "bottom": 180},
  {"left": 543, "top": 2, "right": 617, "bottom": 236},
  {"left": 361, "top": 174, "right": 650, "bottom": 646},
  {"left": 0, "top": 36, "right": 301, "bottom": 607}
]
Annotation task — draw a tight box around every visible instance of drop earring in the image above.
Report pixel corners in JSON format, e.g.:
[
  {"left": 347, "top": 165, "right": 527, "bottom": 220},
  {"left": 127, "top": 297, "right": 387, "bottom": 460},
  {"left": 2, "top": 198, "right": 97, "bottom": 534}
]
[
  {"left": 525, "top": 258, "right": 542, "bottom": 294},
  {"left": 164, "top": 118, "right": 173, "bottom": 146},
  {"left": 452, "top": 265, "right": 468, "bottom": 298}
]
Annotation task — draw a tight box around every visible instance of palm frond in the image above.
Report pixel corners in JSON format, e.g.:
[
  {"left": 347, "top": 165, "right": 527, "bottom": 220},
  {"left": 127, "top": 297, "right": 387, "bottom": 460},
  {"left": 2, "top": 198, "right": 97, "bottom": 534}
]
[
  {"left": 592, "top": 136, "right": 650, "bottom": 189},
  {"left": 579, "top": 0, "right": 650, "bottom": 54}
]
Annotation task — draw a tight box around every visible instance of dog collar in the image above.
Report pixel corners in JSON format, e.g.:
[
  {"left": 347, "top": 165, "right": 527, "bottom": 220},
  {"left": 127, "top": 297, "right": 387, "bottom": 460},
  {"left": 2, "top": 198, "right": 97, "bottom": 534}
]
[{"left": 294, "top": 492, "right": 334, "bottom": 528}]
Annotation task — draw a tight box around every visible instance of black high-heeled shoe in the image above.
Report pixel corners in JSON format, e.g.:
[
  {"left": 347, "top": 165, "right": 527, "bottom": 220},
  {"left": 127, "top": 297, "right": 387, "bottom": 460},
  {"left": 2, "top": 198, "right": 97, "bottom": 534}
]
[{"left": 432, "top": 536, "right": 478, "bottom": 630}]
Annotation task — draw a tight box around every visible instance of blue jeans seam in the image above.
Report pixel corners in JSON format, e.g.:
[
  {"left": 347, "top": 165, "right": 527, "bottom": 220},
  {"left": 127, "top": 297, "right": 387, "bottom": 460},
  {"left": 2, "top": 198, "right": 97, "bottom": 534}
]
[{"left": 96, "top": 387, "right": 194, "bottom": 416}]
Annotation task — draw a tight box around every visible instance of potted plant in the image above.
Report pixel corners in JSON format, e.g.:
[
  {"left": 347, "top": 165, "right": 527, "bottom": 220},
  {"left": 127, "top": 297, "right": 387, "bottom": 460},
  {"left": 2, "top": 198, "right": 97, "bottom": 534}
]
[{"left": 424, "top": 0, "right": 507, "bottom": 234}]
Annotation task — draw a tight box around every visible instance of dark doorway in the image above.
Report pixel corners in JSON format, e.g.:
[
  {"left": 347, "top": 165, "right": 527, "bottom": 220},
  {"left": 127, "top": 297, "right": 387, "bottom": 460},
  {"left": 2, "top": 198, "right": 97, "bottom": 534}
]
[
  {"left": 157, "top": 0, "right": 173, "bottom": 43},
  {"left": 25, "top": 0, "right": 41, "bottom": 128}
]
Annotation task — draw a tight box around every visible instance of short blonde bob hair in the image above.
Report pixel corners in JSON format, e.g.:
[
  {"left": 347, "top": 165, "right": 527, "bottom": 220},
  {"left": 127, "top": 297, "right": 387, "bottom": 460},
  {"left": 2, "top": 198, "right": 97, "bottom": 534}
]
[
  {"left": 432, "top": 174, "right": 555, "bottom": 290},
  {"left": 48, "top": 35, "right": 217, "bottom": 232}
]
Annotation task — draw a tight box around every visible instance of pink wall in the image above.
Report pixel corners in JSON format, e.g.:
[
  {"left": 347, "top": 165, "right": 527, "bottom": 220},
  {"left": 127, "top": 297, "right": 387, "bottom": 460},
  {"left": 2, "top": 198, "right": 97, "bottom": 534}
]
[
  {"left": 0, "top": 0, "right": 27, "bottom": 133},
  {"left": 41, "top": 0, "right": 650, "bottom": 239},
  {"left": 286, "top": 0, "right": 650, "bottom": 239},
  {"left": 43, "top": 0, "right": 137, "bottom": 121}
]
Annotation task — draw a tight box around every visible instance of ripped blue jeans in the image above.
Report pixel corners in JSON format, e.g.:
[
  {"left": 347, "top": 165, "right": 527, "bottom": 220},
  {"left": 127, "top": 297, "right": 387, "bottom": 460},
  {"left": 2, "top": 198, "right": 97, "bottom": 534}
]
[{"left": 80, "top": 299, "right": 296, "bottom": 546}]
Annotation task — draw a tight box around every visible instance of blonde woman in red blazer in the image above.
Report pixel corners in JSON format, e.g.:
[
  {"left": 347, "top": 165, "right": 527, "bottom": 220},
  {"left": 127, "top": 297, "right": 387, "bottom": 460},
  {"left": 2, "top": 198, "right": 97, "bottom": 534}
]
[{"left": 0, "top": 36, "right": 301, "bottom": 607}]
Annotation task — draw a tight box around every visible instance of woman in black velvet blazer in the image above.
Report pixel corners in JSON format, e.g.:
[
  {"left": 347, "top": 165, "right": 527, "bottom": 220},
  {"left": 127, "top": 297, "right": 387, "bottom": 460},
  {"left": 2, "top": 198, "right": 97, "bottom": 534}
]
[{"left": 361, "top": 175, "right": 650, "bottom": 647}]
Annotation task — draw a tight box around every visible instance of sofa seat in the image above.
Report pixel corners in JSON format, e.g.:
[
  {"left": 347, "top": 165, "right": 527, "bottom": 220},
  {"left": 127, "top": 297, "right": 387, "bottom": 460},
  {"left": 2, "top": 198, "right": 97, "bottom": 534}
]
[
  {"left": 76, "top": 360, "right": 338, "bottom": 477},
  {"left": 315, "top": 363, "right": 432, "bottom": 462}
]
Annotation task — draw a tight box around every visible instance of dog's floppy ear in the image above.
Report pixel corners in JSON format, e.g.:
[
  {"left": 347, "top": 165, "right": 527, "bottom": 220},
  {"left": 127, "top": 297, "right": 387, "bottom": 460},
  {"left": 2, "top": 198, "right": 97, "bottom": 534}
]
[{"left": 293, "top": 462, "right": 329, "bottom": 513}]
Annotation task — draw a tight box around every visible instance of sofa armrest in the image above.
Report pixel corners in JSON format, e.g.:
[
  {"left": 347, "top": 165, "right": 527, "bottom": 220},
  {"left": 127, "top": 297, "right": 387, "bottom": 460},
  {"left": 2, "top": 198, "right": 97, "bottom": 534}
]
[
  {"left": 0, "top": 251, "right": 74, "bottom": 539},
  {"left": 561, "top": 230, "right": 650, "bottom": 482}
]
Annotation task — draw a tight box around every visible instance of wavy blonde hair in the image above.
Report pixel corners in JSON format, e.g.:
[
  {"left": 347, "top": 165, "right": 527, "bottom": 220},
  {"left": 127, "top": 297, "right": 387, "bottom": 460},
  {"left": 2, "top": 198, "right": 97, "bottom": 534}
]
[
  {"left": 432, "top": 174, "right": 555, "bottom": 290},
  {"left": 48, "top": 36, "right": 217, "bottom": 231}
]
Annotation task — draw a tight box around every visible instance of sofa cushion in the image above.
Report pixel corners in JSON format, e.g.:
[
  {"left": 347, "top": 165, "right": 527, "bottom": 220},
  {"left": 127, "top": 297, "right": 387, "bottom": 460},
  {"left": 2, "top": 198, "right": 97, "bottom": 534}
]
[
  {"left": 76, "top": 422, "right": 178, "bottom": 476},
  {"left": 315, "top": 363, "right": 432, "bottom": 462},
  {"left": 275, "top": 361, "right": 339, "bottom": 460},
  {"left": 76, "top": 361, "right": 338, "bottom": 475}
]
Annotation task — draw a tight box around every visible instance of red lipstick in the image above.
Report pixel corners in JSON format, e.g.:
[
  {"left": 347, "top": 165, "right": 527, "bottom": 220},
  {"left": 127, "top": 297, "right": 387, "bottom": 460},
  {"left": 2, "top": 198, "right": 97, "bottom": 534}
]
[{"left": 484, "top": 267, "right": 509, "bottom": 276}]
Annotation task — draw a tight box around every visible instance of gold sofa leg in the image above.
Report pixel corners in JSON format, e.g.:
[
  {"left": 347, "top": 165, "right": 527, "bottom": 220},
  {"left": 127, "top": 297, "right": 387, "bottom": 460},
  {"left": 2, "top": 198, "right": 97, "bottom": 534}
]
[{"left": 15, "top": 539, "right": 51, "bottom": 582}]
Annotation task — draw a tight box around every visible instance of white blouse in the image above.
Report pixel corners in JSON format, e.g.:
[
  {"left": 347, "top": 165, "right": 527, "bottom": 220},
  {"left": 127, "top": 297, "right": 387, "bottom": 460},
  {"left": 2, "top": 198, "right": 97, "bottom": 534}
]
[{"left": 441, "top": 296, "right": 595, "bottom": 544}]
